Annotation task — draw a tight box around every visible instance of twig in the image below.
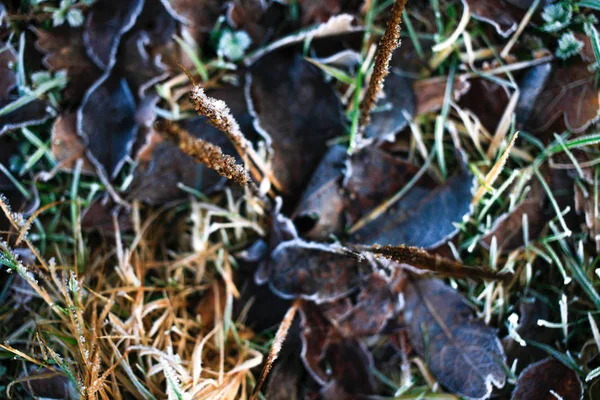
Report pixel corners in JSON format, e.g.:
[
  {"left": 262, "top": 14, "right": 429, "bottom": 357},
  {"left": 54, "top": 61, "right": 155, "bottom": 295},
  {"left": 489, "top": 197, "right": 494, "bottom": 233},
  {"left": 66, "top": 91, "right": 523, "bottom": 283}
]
[{"left": 357, "top": 0, "right": 409, "bottom": 140}]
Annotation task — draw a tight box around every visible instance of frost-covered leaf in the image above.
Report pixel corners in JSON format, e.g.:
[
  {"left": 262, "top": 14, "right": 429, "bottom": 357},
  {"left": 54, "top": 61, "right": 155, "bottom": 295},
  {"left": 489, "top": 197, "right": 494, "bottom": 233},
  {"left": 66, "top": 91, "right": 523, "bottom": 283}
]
[
  {"left": 462, "top": 0, "right": 526, "bottom": 37},
  {"left": 78, "top": 72, "right": 137, "bottom": 177},
  {"left": 269, "top": 239, "right": 366, "bottom": 302},
  {"left": 347, "top": 148, "right": 475, "bottom": 249},
  {"left": 247, "top": 49, "right": 344, "bottom": 198},
  {"left": 293, "top": 144, "right": 347, "bottom": 241},
  {"left": 51, "top": 113, "right": 95, "bottom": 174},
  {"left": 404, "top": 278, "right": 506, "bottom": 399},
  {"left": 84, "top": 0, "right": 144, "bottom": 70},
  {"left": 511, "top": 357, "right": 583, "bottom": 400}
]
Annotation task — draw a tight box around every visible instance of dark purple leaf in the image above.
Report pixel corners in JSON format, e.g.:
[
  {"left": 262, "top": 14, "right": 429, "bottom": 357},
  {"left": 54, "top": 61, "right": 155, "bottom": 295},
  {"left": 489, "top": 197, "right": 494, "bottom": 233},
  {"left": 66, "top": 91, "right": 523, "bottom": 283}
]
[
  {"left": 0, "top": 98, "right": 53, "bottom": 136},
  {"left": 34, "top": 27, "right": 102, "bottom": 106},
  {"left": 462, "top": 0, "right": 525, "bottom": 37},
  {"left": 348, "top": 151, "right": 475, "bottom": 249},
  {"left": 269, "top": 239, "right": 366, "bottom": 302},
  {"left": 292, "top": 144, "right": 347, "bottom": 241},
  {"left": 78, "top": 71, "right": 137, "bottom": 178},
  {"left": 0, "top": 41, "right": 16, "bottom": 99},
  {"left": 84, "top": 0, "right": 144, "bottom": 70},
  {"left": 515, "top": 62, "right": 552, "bottom": 126},
  {"left": 247, "top": 48, "right": 344, "bottom": 199},
  {"left": 404, "top": 278, "right": 506, "bottom": 400},
  {"left": 20, "top": 368, "right": 78, "bottom": 400},
  {"left": 365, "top": 72, "right": 415, "bottom": 140},
  {"left": 511, "top": 357, "right": 583, "bottom": 400},
  {"left": 51, "top": 113, "right": 95, "bottom": 174}
]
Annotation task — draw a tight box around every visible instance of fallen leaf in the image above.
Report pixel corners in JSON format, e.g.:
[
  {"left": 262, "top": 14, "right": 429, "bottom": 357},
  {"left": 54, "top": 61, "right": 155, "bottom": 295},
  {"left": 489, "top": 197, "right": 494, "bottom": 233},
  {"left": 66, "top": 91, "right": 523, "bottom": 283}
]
[
  {"left": 78, "top": 71, "right": 138, "bottom": 177},
  {"left": 292, "top": 144, "right": 347, "bottom": 241},
  {"left": 322, "top": 339, "right": 375, "bottom": 396},
  {"left": 348, "top": 150, "right": 475, "bottom": 249},
  {"left": 19, "top": 368, "right": 78, "bottom": 400},
  {"left": 515, "top": 62, "right": 553, "bottom": 126},
  {"left": 414, "top": 76, "right": 471, "bottom": 116},
  {"left": 459, "top": 78, "right": 511, "bottom": 134},
  {"left": 574, "top": 183, "right": 600, "bottom": 252},
  {"left": 365, "top": 71, "right": 415, "bottom": 140},
  {"left": 34, "top": 27, "right": 102, "bottom": 105},
  {"left": 169, "top": 0, "right": 221, "bottom": 46},
  {"left": 481, "top": 177, "right": 546, "bottom": 253},
  {"left": 462, "top": 0, "right": 526, "bottom": 37},
  {"left": 0, "top": 42, "right": 16, "bottom": 99},
  {"left": 84, "top": 0, "right": 144, "bottom": 70},
  {"left": 299, "top": 300, "right": 332, "bottom": 384},
  {"left": 344, "top": 146, "right": 437, "bottom": 226},
  {"left": 528, "top": 61, "right": 600, "bottom": 134},
  {"left": 297, "top": 0, "right": 343, "bottom": 25},
  {"left": 247, "top": 47, "right": 344, "bottom": 198},
  {"left": 0, "top": 98, "right": 53, "bottom": 136},
  {"left": 332, "top": 273, "right": 395, "bottom": 338},
  {"left": 404, "top": 278, "right": 506, "bottom": 399},
  {"left": 51, "top": 113, "right": 95, "bottom": 174},
  {"left": 129, "top": 84, "right": 255, "bottom": 204},
  {"left": 511, "top": 357, "right": 583, "bottom": 400},
  {"left": 226, "top": 0, "right": 268, "bottom": 44},
  {"left": 269, "top": 239, "right": 366, "bottom": 302}
]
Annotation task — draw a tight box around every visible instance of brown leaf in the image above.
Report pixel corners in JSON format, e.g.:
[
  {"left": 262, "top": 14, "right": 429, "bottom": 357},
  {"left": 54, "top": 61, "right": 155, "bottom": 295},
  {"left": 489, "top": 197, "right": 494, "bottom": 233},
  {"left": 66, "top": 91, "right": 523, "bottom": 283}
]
[
  {"left": 414, "top": 76, "right": 471, "bottom": 116},
  {"left": 292, "top": 144, "right": 347, "bottom": 241},
  {"left": 404, "top": 278, "right": 506, "bottom": 399},
  {"left": 333, "top": 273, "right": 395, "bottom": 338},
  {"left": 19, "top": 368, "right": 78, "bottom": 400},
  {"left": 0, "top": 98, "right": 53, "bottom": 136},
  {"left": 462, "top": 0, "right": 526, "bottom": 37},
  {"left": 348, "top": 151, "right": 476, "bottom": 249},
  {"left": 511, "top": 357, "right": 583, "bottom": 400},
  {"left": 51, "top": 113, "right": 95, "bottom": 174},
  {"left": 84, "top": 0, "right": 144, "bottom": 70},
  {"left": 299, "top": 300, "right": 332, "bottom": 384},
  {"left": 529, "top": 61, "right": 600, "bottom": 134},
  {"left": 169, "top": 0, "right": 221, "bottom": 46},
  {"left": 247, "top": 48, "right": 344, "bottom": 198},
  {"left": 459, "top": 78, "right": 511, "bottom": 133},
  {"left": 269, "top": 239, "right": 366, "bottom": 302},
  {"left": 226, "top": 0, "right": 267, "bottom": 44},
  {"left": 365, "top": 71, "right": 415, "bottom": 140},
  {"left": 0, "top": 41, "right": 16, "bottom": 99},
  {"left": 34, "top": 27, "right": 102, "bottom": 105},
  {"left": 574, "top": 183, "right": 600, "bottom": 252},
  {"left": 481, "top": 178, "right": 546, "bottom": 253},
  {"left": 344, "top": 146, "right": 437, "bottom": 226},
  {"left": 78, "top": 71, "right": 138, "bottom": 177},
  {"left": 323, "top": 339, "right": 375, "bottom": 396}
]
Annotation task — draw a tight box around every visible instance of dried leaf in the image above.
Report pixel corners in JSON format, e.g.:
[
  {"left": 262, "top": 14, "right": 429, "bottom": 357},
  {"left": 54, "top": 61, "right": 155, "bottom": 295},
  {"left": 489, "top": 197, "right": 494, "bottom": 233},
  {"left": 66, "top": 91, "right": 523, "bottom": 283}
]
[
  {"left": 574, "top": 183, "right": 600, "bottom": 252},
  {"left": 515, "top": 62, "right": 552, "bottom": 126},
  {"left": 414, "top": 76, "right": 471, "bottom": 116},
  {"left": 78, "top": 71, "right": 138, "bottom": 177},
  {"left": 0, "top": 98, "right": 53, "bottom": 136},
  {"left": 292, "top": 144, "right": 347, "bottom": 241},
  {"left": 348, "top": 151, "right": 475, "bottom": 249},
  {"left": 322, "top": 339, "right": 375, "bottom": 396},
  {"left": 19, "top": 368, "right": 78, "bottom": 400},
  {"left": 462, "top": 0, "right": 526, "bottom": 37},
  {"left": 365, "top": 71, "right": 415, "bottom": 140},
  {"left": 528, "top": 61, "right": 600, "bottom": 134},
  {"left": 481, "top": 178, "right": 546, "bottom": 253},
  {"left": 84, "top": 0, "right": 144, "bottom": 70},
  {"left": 169, "top": 0, "right": 221, "bottom": 45},
  {"left": 34, "top": 27, "right": 102, "bottom": 105},
  {"left": 404, "top": 278, "right": 506, "bottom": 399},
  {"left": 51, "top": 113, "right": 95, "bottom": 174},
  {"left": 511, "top": 357, "right": 583, "bottom": 400},
  {"left": 269, "top": 239, "right": 366, "bottom": 302},
  {"left": 459, "top": 78, "right": 511, "bottom": 133},
  {"left": 344, "top": 146, "right": 437, "bottom": 226},
  {"left": 0, "top": 42, "right": 16, "bottom": 99},
  {"left": 333, "top": 273, "right": 395, "bottom": 338},
  {"left": 247, "top": 49, "right": 344, "bottom": 198}
]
